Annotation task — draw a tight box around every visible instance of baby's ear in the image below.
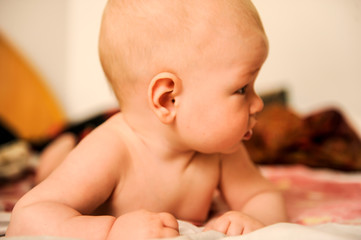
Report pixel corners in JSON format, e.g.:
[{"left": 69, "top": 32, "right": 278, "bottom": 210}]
[{"left": 148, "top": 72, "right": 181, "bottom": 124}]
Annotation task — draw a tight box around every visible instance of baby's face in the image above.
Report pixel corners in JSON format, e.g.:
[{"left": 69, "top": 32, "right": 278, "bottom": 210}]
[{"left": 175, "top": 21, "right": 268, "bottom": 154}]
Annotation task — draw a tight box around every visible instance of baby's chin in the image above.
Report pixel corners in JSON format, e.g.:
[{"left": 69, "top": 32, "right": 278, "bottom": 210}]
[{"left": 242, "top": 129, "right": 253, "bottom": 141}]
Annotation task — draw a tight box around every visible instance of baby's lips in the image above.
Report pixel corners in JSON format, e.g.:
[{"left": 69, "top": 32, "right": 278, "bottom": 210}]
[{"left": 243, "top": 129, "right": 253, "bottom": 141}]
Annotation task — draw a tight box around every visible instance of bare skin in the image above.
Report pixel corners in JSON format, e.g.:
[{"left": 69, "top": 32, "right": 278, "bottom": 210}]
[
  {"left": 6, "top": 0, "right": 287, "bottom": 239},
  {"left": 9, "top": 114, "right": 285, "bottom": 239}
]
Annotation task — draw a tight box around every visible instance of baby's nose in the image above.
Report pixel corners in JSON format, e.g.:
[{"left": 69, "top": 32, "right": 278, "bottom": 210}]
[{"left": 250, "top": 93, "right": 264, "bottom": 115}]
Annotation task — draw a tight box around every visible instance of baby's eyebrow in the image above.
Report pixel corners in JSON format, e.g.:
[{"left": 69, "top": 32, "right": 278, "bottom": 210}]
[{"left": 237, "top": 67, "right": 259, "bottom": 79}]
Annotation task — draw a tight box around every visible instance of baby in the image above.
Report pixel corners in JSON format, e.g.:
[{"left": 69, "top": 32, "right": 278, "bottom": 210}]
[{"left": 7, "top": 0, "right": 287, "bottom": 239}]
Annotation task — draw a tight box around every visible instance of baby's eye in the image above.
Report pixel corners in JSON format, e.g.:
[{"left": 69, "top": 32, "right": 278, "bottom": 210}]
[{"left": 236, "top": 85, "right": 248, "bottom": 95}]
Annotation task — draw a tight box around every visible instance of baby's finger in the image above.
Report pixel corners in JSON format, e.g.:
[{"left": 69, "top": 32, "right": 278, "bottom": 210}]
[
  {"left": 205, "top": 218, "right": 230, "bottom": 234},
  {"left": 160, "top": 226, "right": 180, "bottom": 238},
  {"left": 158, "top": 212, "right": 179, "bottom": 231},
  {"left": 203, "top": 217, "right": 218, "bottom": 231},
  {"left": 242, "top": 222, "right": 264, "bottom": 235},
  {"left": 226, "top": 222, "right": 244, "bottom": 236}
]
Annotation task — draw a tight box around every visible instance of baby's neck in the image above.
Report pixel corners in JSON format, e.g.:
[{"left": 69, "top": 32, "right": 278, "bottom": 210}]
[{"left": 121, "top": 112, "right": 197, "bottom": 164}]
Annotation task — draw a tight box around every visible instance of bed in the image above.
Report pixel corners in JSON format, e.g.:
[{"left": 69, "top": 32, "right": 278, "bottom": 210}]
[{"left": 1, "top": 33, "right": 361, "bottom": 239}]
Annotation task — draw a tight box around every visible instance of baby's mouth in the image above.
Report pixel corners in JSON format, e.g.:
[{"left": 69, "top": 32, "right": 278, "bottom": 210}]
[{"left": 242, "top": 129, "right": 253, "bottom": 141}]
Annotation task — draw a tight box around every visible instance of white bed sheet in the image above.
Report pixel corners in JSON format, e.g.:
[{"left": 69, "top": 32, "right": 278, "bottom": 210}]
[
  {"left": 1, "top": 221, "right": 360, "bottom": 240},
  {"left": 164, "top": 221, "right": 361, "bottom": 240}
]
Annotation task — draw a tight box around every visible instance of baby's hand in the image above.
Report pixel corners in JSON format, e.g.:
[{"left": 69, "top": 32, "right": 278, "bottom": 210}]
[
  {"left": 203, "top": 211, "right": 264, "bottom": 236},
  {"left": 107, "top": 209, "right": 179, "bottom": 240}
]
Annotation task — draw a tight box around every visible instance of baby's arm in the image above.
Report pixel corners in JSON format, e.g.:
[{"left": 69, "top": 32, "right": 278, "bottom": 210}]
[
  {"left": 205, "top": 143, "right": 287, "bottom": 235},
  {"left": 9, "top": 199, "right": 178, "bottom": 240},
  {"left": 6, "top": 119, "right": 178, "bottom": 239}
]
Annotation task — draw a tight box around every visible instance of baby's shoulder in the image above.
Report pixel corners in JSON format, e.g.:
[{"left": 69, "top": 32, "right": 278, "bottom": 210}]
[{"left": 74, "top": 113, "right": 132, "bottom": 167}]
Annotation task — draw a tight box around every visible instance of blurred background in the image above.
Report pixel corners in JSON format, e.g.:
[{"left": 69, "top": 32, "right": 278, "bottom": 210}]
[{"left": 0, "top": 0, "right": 360, "bottom": 134}]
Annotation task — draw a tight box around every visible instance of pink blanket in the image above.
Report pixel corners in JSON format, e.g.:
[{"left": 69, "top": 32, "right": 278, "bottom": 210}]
[{"left": 261, "top": 165, "right": 361, "bottom": 225}]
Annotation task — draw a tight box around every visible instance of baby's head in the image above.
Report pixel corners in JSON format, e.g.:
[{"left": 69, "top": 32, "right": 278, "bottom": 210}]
[
  {"left": 99, "top": 0, "right": 268, "bottom": 152},
  {"left": 99, "top": 0, "right": 267, "bottom": 109}
]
